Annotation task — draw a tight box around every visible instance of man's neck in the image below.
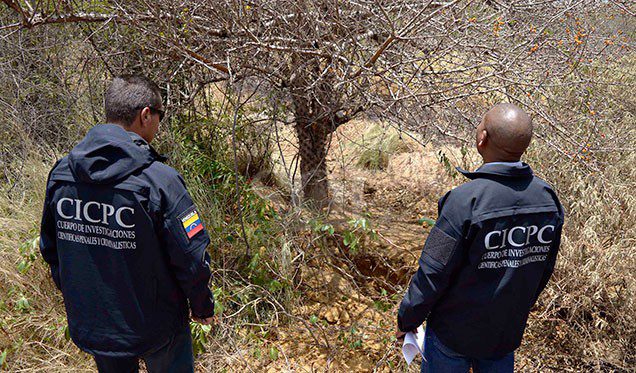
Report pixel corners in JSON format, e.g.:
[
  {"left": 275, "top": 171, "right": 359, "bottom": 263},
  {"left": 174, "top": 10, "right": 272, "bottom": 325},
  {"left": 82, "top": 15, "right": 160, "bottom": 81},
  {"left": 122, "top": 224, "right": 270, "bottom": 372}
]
[
  {"left": 481, "top": 153, "right": 522, "bottom": 166},
  {"left": 114, "top": 122, "right": 149, "bottom": 144},
  {"left": 481, "top": 153, "right": 521, "bottom": 164}
]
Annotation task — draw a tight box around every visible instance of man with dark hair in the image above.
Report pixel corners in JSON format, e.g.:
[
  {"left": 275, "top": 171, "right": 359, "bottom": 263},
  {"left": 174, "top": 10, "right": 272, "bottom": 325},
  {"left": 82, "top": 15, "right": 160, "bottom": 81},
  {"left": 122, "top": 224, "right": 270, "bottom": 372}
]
[
  {"left": 396, "top": 103, "right": 564, "bottom": 372},
  {"left": 39, "top": 75, "right": 214, "bottom": 372},
  {"left": 104, "top": 75, "right": 164, "bottom": 135}
]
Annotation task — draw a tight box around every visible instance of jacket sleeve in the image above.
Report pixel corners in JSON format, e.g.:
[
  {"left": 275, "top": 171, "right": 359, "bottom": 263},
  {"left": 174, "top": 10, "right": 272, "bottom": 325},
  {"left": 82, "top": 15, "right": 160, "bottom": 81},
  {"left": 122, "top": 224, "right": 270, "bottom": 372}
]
[
  {"left": 397, "top": 191, "right": 467, "bottom": 332},
  {"left": 39, "top": 170, "right": 61, "bottom": 290},
  {"left": 159, "top": 175, "right": 215, "bottom": 318}
]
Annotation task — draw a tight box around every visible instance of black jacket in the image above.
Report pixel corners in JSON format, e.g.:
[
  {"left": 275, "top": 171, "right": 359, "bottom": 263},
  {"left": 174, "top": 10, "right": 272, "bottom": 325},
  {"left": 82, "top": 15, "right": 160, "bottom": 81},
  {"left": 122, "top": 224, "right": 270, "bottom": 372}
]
[
  {"left": 398, "top": 162, "right": 564, "bottom": 358},
  {"left": 39, "top": 124, "right": 214, "bottom": 357}
]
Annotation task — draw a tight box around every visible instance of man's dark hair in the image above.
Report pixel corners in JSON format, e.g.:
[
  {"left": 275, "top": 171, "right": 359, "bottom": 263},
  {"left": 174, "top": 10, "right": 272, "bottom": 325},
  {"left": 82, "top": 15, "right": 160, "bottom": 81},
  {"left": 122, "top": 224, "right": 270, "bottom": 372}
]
[{"left": 104, "top": 75, "right": 162, "bottom": 126}]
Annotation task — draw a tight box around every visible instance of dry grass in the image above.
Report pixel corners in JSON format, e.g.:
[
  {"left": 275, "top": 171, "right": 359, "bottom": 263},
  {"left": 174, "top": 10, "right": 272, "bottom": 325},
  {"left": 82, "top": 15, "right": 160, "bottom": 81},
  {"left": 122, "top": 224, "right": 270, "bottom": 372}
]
[
  {"left": 1, "top": 60, "right": 635, "bottom": 371},
  {"left": 2, "top": 122, "right": 635, "bottom": 371},
  {"left": 0, "top": 153, "right": 95, "bottom": 372},
  {"left": 518, "top": 120, "right": 636, "bottom": 371}
]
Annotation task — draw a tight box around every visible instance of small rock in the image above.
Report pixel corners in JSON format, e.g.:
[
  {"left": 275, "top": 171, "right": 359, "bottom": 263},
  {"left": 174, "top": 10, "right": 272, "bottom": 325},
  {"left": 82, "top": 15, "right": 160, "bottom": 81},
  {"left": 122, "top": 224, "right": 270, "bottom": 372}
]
[
  {"left": 339, "top": 309, "right": 350, "bottom": 324},
  {"left": 324, "top": 306, "right": 339, "bottom": 324}
]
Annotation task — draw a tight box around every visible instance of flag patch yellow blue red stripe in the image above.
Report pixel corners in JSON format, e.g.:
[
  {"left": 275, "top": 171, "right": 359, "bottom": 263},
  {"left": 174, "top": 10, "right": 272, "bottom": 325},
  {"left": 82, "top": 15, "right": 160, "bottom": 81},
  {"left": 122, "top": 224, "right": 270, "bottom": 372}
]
[{"left": 181, "top": 209, "right": 203, "bottom": 239}]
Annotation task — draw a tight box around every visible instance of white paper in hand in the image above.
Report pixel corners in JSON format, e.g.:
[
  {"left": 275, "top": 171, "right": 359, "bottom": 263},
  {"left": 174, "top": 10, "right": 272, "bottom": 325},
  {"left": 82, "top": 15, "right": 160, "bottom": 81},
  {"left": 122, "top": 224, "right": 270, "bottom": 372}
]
[{"left": 401, "top": 325, "right": 426, "bottom": 365}]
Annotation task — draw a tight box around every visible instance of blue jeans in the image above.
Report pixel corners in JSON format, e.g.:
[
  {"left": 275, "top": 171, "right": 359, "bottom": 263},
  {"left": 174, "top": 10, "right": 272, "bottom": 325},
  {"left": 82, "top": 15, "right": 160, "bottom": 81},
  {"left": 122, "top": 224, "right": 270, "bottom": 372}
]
[
  {"left": 421, "top": 327, "right": 514, "bottom": 373},
  {"left": 93, "top": 325, "right": 194, "bottom": 373}
]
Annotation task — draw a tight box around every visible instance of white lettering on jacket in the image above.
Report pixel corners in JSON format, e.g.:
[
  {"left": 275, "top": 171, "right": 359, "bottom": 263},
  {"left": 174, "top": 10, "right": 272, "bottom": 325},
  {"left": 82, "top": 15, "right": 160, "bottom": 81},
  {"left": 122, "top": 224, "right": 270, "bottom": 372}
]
[
  {"left": 56, "top": 198, "right": 135, "bottom": 228},
  {"left": 485, "top": 224, "right": 555, "bottom": 250}
]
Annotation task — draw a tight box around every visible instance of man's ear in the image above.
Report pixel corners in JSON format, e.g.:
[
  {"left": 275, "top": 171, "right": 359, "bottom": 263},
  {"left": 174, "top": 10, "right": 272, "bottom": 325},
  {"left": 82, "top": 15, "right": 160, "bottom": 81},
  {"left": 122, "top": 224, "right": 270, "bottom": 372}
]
[
  {"left": 140, "top": 107, "right": 152, "bottom": 127},
  {"left": 478, "top": 129, "right": 488, "bottom": 147}
]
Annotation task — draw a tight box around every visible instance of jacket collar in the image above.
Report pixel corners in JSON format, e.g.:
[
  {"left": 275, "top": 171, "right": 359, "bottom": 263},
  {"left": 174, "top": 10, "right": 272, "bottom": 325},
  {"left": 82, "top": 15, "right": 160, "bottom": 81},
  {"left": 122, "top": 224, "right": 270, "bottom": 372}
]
[
  {"left": 456, "top": 162, "right": 533, "bottom": 180},
  {"left": 127, "top": 131, "right": 168, "bottom": 162}
]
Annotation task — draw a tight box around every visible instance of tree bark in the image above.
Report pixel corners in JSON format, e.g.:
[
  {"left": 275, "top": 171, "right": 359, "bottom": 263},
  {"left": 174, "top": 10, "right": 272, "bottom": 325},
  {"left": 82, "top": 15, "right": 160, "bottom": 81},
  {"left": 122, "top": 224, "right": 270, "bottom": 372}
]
[
  {"left": 294, "top": 102, "right": 330, "bottom": 208},
  {"left": 294, "top": 119, "right": 330, "bottom": 208}
]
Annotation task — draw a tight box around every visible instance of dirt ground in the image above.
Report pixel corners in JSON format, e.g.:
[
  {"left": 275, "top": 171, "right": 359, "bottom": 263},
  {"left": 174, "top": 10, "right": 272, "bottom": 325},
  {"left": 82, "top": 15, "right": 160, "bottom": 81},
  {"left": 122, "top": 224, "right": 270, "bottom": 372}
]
[
  {"left": 247, "top": 121, "right": 469, "bottom": 372},
  {"left": 197, "top": 120, "right": 560, "bottom": 372}
]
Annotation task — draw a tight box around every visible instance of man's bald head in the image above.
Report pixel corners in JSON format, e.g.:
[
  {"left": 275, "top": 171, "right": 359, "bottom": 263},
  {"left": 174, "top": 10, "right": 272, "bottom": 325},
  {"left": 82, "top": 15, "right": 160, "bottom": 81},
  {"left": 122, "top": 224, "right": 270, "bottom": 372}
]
[{"left": 476, "top": 103, "right": 533, "bottom": 162}]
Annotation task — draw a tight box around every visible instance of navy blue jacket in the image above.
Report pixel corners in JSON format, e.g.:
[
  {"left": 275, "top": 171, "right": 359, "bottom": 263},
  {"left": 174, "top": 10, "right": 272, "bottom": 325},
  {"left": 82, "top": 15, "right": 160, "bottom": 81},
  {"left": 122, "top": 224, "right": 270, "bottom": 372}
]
[
  {"left": 39, "top": 124, "right": 214, "bottom": 357},
  {"left": 398, "top": 162, "right": 564, "bottom": 358}
]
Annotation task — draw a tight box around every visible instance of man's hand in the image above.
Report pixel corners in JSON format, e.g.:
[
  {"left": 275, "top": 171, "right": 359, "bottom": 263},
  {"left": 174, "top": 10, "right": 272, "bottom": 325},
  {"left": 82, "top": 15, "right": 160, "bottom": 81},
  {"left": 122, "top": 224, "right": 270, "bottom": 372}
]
[
  {"left": 395, "top": 324, "right": 418, "bottom": 341},
  {"left": 192, "top": 316, "right": 215, "bottom": 325}
]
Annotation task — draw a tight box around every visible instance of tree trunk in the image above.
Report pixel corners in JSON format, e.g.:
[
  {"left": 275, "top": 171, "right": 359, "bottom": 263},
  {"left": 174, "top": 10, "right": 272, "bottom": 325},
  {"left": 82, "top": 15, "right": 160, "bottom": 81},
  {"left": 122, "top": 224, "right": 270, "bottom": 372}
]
[{"left": 294, "top": 116, "right": 330, "bottom": 208}]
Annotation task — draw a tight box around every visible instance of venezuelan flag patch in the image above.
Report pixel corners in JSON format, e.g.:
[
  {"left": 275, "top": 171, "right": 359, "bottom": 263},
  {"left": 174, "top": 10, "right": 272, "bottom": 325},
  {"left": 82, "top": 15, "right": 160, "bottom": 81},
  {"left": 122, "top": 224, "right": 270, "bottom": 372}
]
[{"left": 180, "top": 209, "right": 203, "bottom": 239}]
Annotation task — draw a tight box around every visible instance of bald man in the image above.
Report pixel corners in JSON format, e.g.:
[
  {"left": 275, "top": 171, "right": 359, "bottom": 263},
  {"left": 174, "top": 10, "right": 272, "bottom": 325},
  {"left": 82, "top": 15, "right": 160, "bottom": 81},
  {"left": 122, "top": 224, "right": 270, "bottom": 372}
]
[{"left": 396, "top": 103, "right": 564, "bottom": 372}]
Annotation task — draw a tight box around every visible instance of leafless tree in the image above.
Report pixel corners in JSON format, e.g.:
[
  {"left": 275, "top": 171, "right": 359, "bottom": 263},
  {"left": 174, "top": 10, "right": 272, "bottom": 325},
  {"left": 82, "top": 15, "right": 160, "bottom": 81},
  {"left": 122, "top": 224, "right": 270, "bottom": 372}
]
[{"left": 1, "top": 0, "right": 633, "bottom": 206}]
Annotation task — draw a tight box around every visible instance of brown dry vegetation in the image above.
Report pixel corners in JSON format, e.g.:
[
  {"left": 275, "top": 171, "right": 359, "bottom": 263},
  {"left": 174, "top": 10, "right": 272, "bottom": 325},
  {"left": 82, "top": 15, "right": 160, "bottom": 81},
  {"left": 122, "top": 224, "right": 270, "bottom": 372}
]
[
  {"left": 0, "top": 4, "right": 635, "bottom": 372},
  {"left": 1, "top": 95, "right": 635, "bottom": 372}
]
